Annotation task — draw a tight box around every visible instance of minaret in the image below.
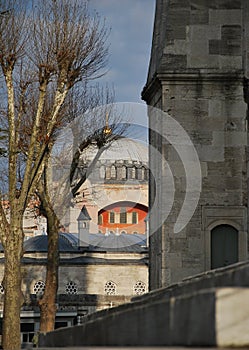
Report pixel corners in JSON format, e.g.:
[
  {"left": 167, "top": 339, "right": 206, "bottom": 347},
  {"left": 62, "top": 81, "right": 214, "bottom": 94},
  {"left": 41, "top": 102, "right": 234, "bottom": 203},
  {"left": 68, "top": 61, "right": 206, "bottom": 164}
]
[
  {"left": 77, "top": 205, "right": 91, "bottom": 248},
  {"left": 142, "top": 0, "right": 248, "bottom": 289}
]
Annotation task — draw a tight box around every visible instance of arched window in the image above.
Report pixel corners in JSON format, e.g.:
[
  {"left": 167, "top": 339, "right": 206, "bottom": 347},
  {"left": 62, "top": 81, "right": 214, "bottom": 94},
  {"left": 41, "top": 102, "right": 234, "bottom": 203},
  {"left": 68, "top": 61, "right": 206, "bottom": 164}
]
[
  {"left": 127, "top": 167, "right": 136, "bottom": 179},
  {"left": 136, "top": 168, "right": 142, "bottom": 180},
  {"left": 105, "top": 167, "right": 111, "bottom": 179},
  {"left": 33, "top": 280, "right": 45, "bottom": 296},
  {"left": 211, "top": 224, "right": 238, "bottom": 269},
  {"left": 141, "top": 167, "right": 145, "bottom": 180},
  {"left": 121, "top": 166, "right": 127, "bottom": 179},
  {"left": 99, "top": 166, "right": 105, "bottom": 179},
  {"left": 131, "top": 167, "right": 136, "bottom": 179},
  {"left": 133, "top": 281, "right": 146, "bottom": 295},
  {"left": 0, "top": 283, "right": 4, "bottom": 295},
  {"left": 111, "top": 165, "right": 116, "bottom": 179},
  {"left": 104, "top": 281, "right": 117, "bottom": 295},
  {"left": 65, "top": 281, "right": 78, "bottom": 295},
  {"left": 82, "top": 222, "right": 87, "bottom": 228}
]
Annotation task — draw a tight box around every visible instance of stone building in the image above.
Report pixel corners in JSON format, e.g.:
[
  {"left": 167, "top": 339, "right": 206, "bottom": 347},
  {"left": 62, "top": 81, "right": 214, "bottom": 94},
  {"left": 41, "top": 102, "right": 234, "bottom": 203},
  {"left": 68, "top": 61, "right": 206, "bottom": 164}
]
[
  {"left": 0, "top": 137, "right": 149, "bottom": 346},
  {"left": 0, "top": 232, "right": 148, "bottom": 346},
  {"left": 142, "top": 0, "right": 249, "bottom": 289},
  {"left": 68, "top": 137, "right": 148, "bottom": 237}
]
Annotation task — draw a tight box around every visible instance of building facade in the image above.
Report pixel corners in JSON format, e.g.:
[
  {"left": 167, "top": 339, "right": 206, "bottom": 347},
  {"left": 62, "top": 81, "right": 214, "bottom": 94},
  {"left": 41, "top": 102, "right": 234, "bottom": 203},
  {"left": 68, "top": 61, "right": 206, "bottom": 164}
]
[
  {"left": 0, "top": 233, "right": 148, "bottom": 346},
  {"left": 0, "top": 137, "right": 149, "bottom": 346},
  {"left": 142, "top": 0, "right": 249, "bottom": 289},
  {"left": 67, "top": 137, "right": 148, "bottom": 237}
]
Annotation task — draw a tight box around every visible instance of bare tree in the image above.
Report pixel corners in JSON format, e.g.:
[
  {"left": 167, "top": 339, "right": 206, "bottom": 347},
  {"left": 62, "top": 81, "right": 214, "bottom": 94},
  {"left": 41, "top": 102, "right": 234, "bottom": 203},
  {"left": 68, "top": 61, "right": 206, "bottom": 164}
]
[
  {"left": 35, "top": 84, "right": 128, "bottom": 334},
  {"left": 0, "top": 0, "right": 108, "bottom": 348}
]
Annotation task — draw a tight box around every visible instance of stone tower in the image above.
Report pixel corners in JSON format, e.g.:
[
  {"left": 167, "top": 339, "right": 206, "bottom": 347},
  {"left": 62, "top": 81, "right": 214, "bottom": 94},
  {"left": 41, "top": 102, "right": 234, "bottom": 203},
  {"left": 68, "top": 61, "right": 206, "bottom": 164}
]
[{"left": 142, "top": 0, "right": 249, "bottom": 289}]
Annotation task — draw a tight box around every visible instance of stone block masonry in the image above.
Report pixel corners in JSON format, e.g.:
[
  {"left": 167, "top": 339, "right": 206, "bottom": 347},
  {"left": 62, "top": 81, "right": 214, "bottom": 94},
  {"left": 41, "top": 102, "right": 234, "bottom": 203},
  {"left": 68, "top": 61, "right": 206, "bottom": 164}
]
[
  {"left": 142, "top": 0, "right": 249, "bottom": 289},
  {"left": 39, "top": 261, "right": 249, "bottom": 347}
]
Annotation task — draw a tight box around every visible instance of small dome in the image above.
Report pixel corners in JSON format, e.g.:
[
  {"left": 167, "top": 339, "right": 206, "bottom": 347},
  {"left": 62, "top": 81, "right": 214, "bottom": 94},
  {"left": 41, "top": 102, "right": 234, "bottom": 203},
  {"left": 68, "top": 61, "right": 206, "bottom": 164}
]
[
  {"left": 24, "top": 235, "right": 77, "bottom": 252},
  {"left": 89, "top": 233, "right": 147, "bottom": 252}
]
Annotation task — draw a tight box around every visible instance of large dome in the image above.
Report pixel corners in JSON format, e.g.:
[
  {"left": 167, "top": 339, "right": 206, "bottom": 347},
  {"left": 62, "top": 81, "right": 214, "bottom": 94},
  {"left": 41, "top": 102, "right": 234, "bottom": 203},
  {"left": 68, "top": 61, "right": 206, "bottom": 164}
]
[{"left": 80, "top": 138, "right": 148, "bottom": 165}]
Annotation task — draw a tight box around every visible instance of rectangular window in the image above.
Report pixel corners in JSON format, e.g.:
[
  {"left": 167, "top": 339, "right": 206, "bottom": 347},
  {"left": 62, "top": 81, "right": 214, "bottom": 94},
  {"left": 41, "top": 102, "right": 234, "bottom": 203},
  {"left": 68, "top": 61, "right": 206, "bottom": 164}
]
[
  {"left": 98, "top": 215, "right": 103, "bottom": 225},
  {"left": 120, "top": 208, "right": 127, "bottom": 224},
  {"left": 109, "top": 211, "right": 115, "bottom": 224},
  {"left": 132, "top": 212, "right": 138, "bottom": 224}
]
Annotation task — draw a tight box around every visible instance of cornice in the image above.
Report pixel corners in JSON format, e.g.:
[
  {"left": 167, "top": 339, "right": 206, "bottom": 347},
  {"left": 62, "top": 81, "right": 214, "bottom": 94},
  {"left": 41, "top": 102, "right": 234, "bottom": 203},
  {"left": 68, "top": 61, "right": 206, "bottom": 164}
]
[{"left": 141, "top": 70, "right": 244, "bottom": 104}]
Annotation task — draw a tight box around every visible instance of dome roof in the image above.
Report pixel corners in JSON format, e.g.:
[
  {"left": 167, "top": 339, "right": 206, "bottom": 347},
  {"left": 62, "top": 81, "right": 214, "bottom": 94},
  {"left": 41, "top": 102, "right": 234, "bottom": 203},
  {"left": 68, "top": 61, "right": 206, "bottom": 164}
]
[
  {"left": 24, "top": 235, "right": 77, "bottom": 252},
  {"left": 89, "top": 233, "right": 147, "bottom": 252},
  {"left": 23, "top": 233, "right": 147, "bottom": 253},
  {"left": 81, "top": 138, "right": 148, "bottom": 165}
]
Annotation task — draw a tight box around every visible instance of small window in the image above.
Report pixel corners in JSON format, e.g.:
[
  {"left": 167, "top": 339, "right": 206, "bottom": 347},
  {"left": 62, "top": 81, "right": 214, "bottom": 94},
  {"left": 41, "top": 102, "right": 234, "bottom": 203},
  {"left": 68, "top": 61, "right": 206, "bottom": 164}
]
[
  {"left": 105, "top": 167, "right": 111, "bottom": 179},
  {"left": 98, "top": 214, "right": 103, "bottom": 225},
  {"left": 109, "top": 211, "right": 115, "bottom": 224},
  {"left": 65, "top": 281, "right": 78, "bottom": 295},
  {"left": 33, "top": 280, "right": 45, "bottom": 296},
  {"left": 104, "top": 281, "right": 117, "bottom": 295},
  {"left": 100, "top": 166, "right": 105, "bottom": 179},
  {"left": 111, "top": 165, "right": 116, "bottom": 179},
  {"left": 132, "top": 212, "right": 138, "bottom": 224},
  {"left": 121, "top": 166, "right": 127, "bottom": 179},
  {"left": 133, "top": 281, "right": 146, "bottom": 295},
  {"left": 141, "top": 167, "right": 145, "bottom": 180},
  {"left": 136, "top": 168, "right": 142, "bottom": 180},
  {"left": 120, "top": 208, "right": 127, "bottom": 224},
  {"left": 131, "top": 167, "right": 136, "bottom": 179},
  {"left": 0, "top": 284, "right": 4, "bottom": 295}
]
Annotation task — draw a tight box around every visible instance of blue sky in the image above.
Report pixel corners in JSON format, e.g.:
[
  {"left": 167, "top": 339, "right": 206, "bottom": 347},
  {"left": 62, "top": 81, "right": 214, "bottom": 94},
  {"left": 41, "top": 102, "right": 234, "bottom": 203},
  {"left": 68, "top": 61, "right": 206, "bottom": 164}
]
[{"left": 89, "top": 0, "right": 155, "bottom": 104}]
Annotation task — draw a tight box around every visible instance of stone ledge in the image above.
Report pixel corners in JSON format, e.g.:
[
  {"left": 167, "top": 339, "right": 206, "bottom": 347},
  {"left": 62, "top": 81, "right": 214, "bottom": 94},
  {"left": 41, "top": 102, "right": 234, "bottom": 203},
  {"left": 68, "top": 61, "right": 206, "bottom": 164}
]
[{"left": 39, "top": 285, "right": 249, "bottom": 347}]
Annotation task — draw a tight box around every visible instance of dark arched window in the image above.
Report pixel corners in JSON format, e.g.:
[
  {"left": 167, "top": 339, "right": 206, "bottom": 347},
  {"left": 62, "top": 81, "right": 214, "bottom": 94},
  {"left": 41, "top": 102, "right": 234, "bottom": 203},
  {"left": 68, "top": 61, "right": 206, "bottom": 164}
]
[{"left": 211, "top": 224, "right": 238, "bottom": 269}]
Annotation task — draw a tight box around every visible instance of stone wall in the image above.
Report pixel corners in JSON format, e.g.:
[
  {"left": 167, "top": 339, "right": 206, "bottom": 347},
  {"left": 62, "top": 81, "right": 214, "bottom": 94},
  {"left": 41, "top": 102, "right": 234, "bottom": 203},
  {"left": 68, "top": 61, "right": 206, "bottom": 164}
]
[
  {"left": 142, "top": 0, "right": 248, "bottom": 288},
  {"left": 38, "top": 261, "right": 249, "bottom": 348}
]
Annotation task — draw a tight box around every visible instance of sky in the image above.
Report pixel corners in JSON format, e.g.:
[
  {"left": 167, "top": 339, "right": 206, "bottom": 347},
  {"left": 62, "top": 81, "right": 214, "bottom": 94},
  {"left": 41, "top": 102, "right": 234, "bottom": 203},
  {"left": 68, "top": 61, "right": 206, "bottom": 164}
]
[{"left": 89, "top": 0, "right": 155, "bottom": 104}]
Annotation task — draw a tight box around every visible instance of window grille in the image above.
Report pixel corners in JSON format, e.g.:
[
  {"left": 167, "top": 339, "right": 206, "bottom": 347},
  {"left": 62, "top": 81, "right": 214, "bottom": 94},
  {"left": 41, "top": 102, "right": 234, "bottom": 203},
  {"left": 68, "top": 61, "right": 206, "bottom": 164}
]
[
  {"left": 133, "top": 281, "right": 146, "bottom": 295},
  {"left": 104, "top": 281, "right": 117, "bottom": 295},
  {"left": 33, "top": 280, "right": 45, "bottom": 296},
  {"left": 65, "top": 281, "right": 78, "bottom": 295}
]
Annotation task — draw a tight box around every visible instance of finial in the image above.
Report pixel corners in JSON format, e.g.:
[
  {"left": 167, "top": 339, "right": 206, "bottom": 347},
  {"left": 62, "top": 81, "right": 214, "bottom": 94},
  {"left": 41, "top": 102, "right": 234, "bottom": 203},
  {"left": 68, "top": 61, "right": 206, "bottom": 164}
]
[{"left": 103, "top": 111, "right": 112, "bottom": 135}]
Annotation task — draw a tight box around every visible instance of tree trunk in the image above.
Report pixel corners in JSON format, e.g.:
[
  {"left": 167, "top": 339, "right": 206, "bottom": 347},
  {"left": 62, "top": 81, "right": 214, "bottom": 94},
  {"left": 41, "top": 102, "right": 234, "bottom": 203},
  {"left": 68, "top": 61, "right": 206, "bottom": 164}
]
[
  {"left": 2, "top": 226, "right": 24, "bottom": 350},
  {"left": 38, "top": 201, "right": 60, "bottom": 333}
]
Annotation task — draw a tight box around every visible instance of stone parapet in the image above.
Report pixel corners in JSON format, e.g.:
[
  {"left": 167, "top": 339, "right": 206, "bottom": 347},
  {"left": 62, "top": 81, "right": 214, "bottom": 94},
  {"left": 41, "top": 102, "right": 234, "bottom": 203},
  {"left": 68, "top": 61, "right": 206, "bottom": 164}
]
[
  {"left": 39, "top": 286, "right": 249, "bottom": 347},
  {"left": 39, "top": 261, "right": 249, "bottom": 347}
]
